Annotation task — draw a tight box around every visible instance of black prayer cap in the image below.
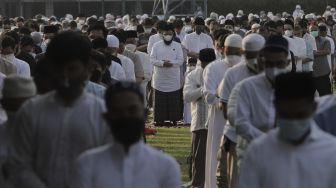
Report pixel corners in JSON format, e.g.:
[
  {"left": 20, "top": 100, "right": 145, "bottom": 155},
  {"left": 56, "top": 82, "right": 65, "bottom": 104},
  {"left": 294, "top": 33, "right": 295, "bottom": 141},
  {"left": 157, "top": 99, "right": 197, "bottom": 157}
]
[
  {"left": 194, "top": 17, "right": 205, "bottom": 26},
  {"left": 275, "top": 72, "right": 315, "bottom": 101},
  {"left": 44, "top": 25, "right": 59, "bottom": 34},
  {"left": 199, "top": 48, "right": 216, "bottom": 63},
  {"left": 224, "top": 19, "right": 235, "bottom": 26},
  {"left": 125, "top": 30, "right": 138, "bottom": 39},
  {"left": 263, "top": 35, "right": 288, "bottom": 54}
]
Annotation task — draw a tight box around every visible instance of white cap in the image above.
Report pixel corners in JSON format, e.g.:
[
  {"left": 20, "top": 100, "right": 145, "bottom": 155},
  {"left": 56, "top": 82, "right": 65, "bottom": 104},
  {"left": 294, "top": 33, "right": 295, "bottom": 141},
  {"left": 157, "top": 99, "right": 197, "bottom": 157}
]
[
  {"left": 226, "top": 13, "right": 234, "bottom": 20},
  {"left": 2, "top": 75, "right": 36, "bottom": 99},
  {"left": 224, "top": 34, "right": 242, "bottom": 48},
  {"left": 168, "top": 15, "right": 176, "bottom": 22},
  {"left": 242, "top": 33, "right": 265, "bottom": 51},
  {"left": 107, "top": 35, "right": 119, "bottom": 48},
  {"left": 296, "top": 5, "right": 301, "bottom": 9},
  {"left": 251, "top": 23, "right": 261, "bottom": 29},
  {"left": 219, "top": 15, "right": 225, "bottom": 20},
  {"left": 31, "top": 32, "right": 42, "bottom": 44},
  {"left": 210, "top": 12, "right": 219, "bottom": 21}
]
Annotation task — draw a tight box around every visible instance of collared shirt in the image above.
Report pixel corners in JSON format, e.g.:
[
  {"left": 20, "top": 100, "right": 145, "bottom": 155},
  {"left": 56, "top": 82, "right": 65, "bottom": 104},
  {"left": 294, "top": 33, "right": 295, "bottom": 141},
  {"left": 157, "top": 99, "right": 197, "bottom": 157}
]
[
  {"left": 239, "top": 123, "right": 336, "bottom": 188},
  {"left": 182, "top": 32, "right": 214, "bottom": 54},
  {"left": 219, "top": 62, "right": 257, "bottom": 142},
  {"left": 147, "top": 33, "right": 162, "bottom": 55},
  {"left": 85, "top": 81, "right": 106, "bottom": 99},
  {"left": 109, "top": 61, "right": 126, "bottom": 81},
  {"left": 184, "top": 66, "right": 208, "bottom": 132},
  {"left": 117, "top": 54, "right": 136, "bottom": 82},
  {"left": 10, "top": 91, "right": 110, "bottom": 188},
  {"left": 314, "top": 36, "right": 331, "bottom": 77},
  {"left": 71, "top": 142, "right": 181, "bottom": 188},
  {"left": 0, "top": 54, "right": 30, "bottom": 77},
  {"left": 150, "top": 41, "right": 184, "bottom": 92},
  {"left": 230, "top": 73, "right": 275, "bottom": 142}
]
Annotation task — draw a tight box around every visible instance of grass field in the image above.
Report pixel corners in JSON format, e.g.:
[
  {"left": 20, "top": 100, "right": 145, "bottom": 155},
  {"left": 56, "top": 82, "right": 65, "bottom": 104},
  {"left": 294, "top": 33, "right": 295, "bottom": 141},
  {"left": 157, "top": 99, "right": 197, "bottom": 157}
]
[{"left": 146, "top": 127, "right": 192, "bottom": 183}]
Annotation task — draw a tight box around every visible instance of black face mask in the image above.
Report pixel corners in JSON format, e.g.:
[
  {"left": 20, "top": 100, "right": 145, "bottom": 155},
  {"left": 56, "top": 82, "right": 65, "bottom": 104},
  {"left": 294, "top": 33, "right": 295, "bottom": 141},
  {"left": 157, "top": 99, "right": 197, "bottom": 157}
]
[
  {"left": 163, "top": 39, "right": 173, "bottom": 45},
  {"left": 109, "top": 117, "right": 145, "bottom": 146},
  {"left": 55, "top": 78, "right": 85, "bottom": 100}
]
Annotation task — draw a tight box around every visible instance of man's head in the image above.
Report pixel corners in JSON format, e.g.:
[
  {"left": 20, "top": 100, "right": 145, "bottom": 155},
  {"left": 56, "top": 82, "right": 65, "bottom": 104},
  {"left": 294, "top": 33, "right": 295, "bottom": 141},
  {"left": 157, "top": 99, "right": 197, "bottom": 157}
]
[
  {"left": 155, "top": 20, "right": 167, "bottom": 34},
  {"left": 242, "top": 33, "right": 265, "bottom": 59},
  {"left": 104, "top": 82, "right": 145, "bottom": 148},
  {"left": 125, "top": 30, "right": 138, "bottom": 50},
  {"left": 16, "top": 17, "right": 25, "bottom": 28},
  {"left": 87, "top": 24, "right": 108, "bottom": 40},
  {"left": 262, "top": 35, "right": 290, "bottom": 82},
  {"left": 1, "top": 75, "right": 36, "bottom": 113},
  {"left": 293, "top": 25, "right": 303, "bottom": 38},
  {"left": 284, "top": 19, "right": 294, "bottom": 37},
  {"left": 274, "top": 72, "right": 316, "bottom": 143},
  {"left": 309, "top": 24, "right": 319, "bottom": 38},
  {"left": 106, "top": 34, "right": 119, "bottom": 55},
  {"left": 318, "top": 24, "right": 328, "bottom": 37},
  {"left": 174, "top": 19, "right": 184, "bottom": 34},
  {"left": 46, "top": 31, "right": 91, "bottom": 102},
  {"left": 199, "top": 48, "right": 216, "bottom": 68},
  {"left": 224, "top": 34, "right": 242, "bottom": 57},
  {"left": 224, "top": 19, "right": 235, "bottom": 32},
  {"left": 43, "top": 25, "right": 59, "bottom": 41},
  {"left": 193, "top": 17, "right": 205, "bottom": 35},
  {"left": 162, "top": 23, "right": 175, "bottom": 45},
  {"left": 89, "top": 50, "right": 108, "bottom": 83},
  {"left": 1, "top": 36, "right": 16, "bottom": 55},
  {"left": 20, "top": 36, "right": 35, "bottom": 54}
]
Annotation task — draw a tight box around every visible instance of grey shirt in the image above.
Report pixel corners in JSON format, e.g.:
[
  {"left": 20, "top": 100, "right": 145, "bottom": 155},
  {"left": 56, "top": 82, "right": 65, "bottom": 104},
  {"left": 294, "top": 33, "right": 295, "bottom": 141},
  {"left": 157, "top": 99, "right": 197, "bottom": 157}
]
[{"left": 313, "top": 36, "right": 331, "bottom": 77}]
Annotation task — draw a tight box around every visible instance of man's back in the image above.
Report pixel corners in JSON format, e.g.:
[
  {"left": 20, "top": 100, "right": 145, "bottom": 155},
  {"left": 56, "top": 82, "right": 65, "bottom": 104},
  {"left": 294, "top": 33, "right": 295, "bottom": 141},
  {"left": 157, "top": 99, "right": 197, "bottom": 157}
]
[
  {"left": 0, "top": 58, "right": 17, "bottom": 76},
  {"left": 10, "top": 91, "right": 109, "bottom": 188},
  {"left": 71, "top": 142, "right": 181, "bottom": 188}
]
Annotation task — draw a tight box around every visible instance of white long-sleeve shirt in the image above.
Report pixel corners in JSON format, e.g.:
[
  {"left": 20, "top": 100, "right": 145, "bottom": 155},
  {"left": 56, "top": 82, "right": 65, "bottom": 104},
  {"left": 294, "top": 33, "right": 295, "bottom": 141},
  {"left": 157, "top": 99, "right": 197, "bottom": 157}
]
[
  {"left": 150, "top": 41, "right": 184, "bottom": 92},
  {"left": 135, "top": 51, "right": 153, "bottom": 82},
  {"left": 71, "top": 142, "right": 181, "bottom": 188},
  {"left": 109, "top": 61, "right": 126, "bottom": 81},
  {"left": 10, "top": 91, "right": 110, "bottom": 188},
  {"left": 230, "top": 73, "right": 275, "bottom": 142},
  {"left": 239, "top": 123, "right": 336, "bottom": 188},
  {"left": 147, "top": 33, "right": 162, "bottom": 55},
  {"left": 182, "top": 32, "right": 214, "bottom": 54},
  {"left": 117, "top": 54, "right": 136, "bottom": 82},
  {"left": 0, "top": 54, "right": 30, "bottom": 77},
  {"left": 219, "top": 62, "right": 257, "bottom": 143}
]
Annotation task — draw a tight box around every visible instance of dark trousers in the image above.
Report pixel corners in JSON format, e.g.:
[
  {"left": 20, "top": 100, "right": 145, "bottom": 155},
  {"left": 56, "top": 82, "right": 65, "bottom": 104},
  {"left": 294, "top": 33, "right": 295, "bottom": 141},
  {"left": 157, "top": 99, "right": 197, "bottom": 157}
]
[
  {"left": 314, "top": 74, "right": 332, "bottom": 96},
  {"left": 191, "top": 129, "right": 207, "bottom": 188}
]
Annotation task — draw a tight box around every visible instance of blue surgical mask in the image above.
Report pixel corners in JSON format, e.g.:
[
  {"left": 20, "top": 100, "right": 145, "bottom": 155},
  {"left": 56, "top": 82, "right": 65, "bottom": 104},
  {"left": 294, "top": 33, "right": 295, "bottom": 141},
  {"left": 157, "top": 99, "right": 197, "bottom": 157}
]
[{"left": 277, "top": 117, "right": 312, "bottom": 142}]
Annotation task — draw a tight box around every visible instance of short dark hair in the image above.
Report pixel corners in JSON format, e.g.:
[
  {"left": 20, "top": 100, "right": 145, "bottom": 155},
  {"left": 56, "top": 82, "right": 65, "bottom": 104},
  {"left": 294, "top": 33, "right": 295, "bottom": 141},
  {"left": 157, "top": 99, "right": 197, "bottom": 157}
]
[
  {"left": 90, "top": 50, "right": 108, "bottom": 69},
  {"left": 156, "top": 20, "right": 167, "bottom": 31},
  {"left": 46, "top": 31, "right": 92, "bottom": 67},
  {"left": 174, "top": 19, "right": 184, "bottom": 29},
  {"left": 1, "top": 36, "right": 16, "bottom": 49},
  {"left": 5, "top": 31, "right": 20, "bottom": 45},
  {"left": 284, "top": 19, "right": 294, "bottom": 28},
  {"left": 18, "top": 27, "right": 31, "bottom": 35},
  {"left": 20, "top": 35, "right": 35, "bottom": 47},
  {"left": 275, "top": 72, "right": 315, "bottom": 102},
  {"left": 87, "top": 24, "right": 108, "bottom": 38},
  {"left": 105, "top": 82, "right": 144, "bottom": 110},
  {"left": 91, "top": 38, "right": 108, "bottom": 49}
]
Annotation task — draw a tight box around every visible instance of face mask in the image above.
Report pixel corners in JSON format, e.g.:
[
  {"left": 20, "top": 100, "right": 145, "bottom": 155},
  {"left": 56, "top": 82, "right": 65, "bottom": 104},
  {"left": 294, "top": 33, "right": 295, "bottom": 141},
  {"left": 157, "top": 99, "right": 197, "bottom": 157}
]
[
  {"left": 284, "top": 30, "right": 293, "bottom": 37},
  {"left": 265, "top": 67, "right": 290, "bottom": 82},
  {"left": 310, "top": 31, "right": 318, "bottom": 37},
  {"left": 56, "top": 77, "right": 85, "bottom": 99},
  {"left": 246, "top": 58, "right": 259, "bottom": 73},
  {"left": 277, "top": 117, "right": 312, "bottom": 142},
  {"left": 108, "top": 117, "right": 145, "bottom": 147},
  {"left": 226, "top": 55, "right": 241, "bottom": 67},
  {"left": 125, "top": 44, "right": 137, "bottom": 52},
  {"left": 144, "top": 28, "right": 152, "bottom": 33}
]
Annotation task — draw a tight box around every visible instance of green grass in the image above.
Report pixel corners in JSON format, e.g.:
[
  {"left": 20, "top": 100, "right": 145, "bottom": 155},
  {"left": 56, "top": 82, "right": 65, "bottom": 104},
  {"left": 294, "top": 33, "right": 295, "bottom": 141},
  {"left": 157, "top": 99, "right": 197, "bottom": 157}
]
[{"left": 146, "top": 127, "right": 192, "bottom": 183}]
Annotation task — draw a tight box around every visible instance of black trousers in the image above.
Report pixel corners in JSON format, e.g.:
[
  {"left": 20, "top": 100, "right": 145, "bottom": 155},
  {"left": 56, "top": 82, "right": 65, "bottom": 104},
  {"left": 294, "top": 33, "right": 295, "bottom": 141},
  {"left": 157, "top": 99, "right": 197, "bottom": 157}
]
[
  {"left": 314, "top": 74, "right": 332, "bottom": 96},
  {"left": 191, "top": 129, "right": 207, "bottom": 188}
]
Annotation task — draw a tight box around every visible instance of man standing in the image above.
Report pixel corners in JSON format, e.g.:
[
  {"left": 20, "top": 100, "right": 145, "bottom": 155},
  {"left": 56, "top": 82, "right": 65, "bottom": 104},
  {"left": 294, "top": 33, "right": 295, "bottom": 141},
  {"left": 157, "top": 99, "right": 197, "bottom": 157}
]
[
  {"left": 9, "top": 32, "right": 110, "bottom": 188},
  {"left": 71, "top": 82, "right": 181, "bottom": 188},
  {"left": 147, "top": 21, "right": 167, "bottom": 55},
  {"left": 150, "top": 24, "right": 184, "bottom": 126},
  {"left": 183, "top": 48, "right": 216, "bottom": 188},
  {"left": 230, "top": 35, "right": 290, "bottom": 171},
  {"left": 239, "top": 73, "right": 336, "bottom": 188},
  {"left": 310, "top": 24, "right": 332, "bottom": 96},
  {"left": 216, "top": 33, "right": 265, "bottom": 188}
]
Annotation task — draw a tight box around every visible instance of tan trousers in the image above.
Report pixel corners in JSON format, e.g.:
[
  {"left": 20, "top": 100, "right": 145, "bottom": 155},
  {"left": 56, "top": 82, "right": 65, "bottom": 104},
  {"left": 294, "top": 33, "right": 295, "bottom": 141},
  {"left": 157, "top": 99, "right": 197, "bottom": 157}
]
[{"left": 216, "top": 136, "right": 238, "bottom": 188}]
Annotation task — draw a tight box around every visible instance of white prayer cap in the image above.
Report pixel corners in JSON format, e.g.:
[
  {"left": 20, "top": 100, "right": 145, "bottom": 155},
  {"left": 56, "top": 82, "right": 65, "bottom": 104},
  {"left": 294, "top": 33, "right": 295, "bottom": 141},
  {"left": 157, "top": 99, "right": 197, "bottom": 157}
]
[
  {"left": 219, "top": 15, "right": 225, "bottom": 20},
  {"left": 226, "top": 13, "right": 234, "bottom": 20},
  {"left": 106, "top": 13, "right": 114, "bottom": 20},
  {"left": 331, "top": 8, "right": 336, "bottom": 12},
  {"left": 210, "top": 12, "right": 219, "bottom": 21},
  {"left": 248, "top": 13, "right": 254, "bottom": 21},
  {"left": 168, "top": 15, "right": 176, "bottom": 22},
  {"left": 296, "top": 5, "right": 301, "bottom": 9},
  {"left": 205, "top": 18, "right": 212, "bottom": 25},
  {"left": 251, "top": 23, "right": 260, "bottom": 29},
  {"left": 65, "top": 14, "right": 73, "bottom": 21},
  {"left": 91, "top": 15, "right": 97, "bottom": 19},
  {"left": 2, "top": 75, "right": 36, "bottom": 99},
  {"left": 242, "top": 33, "right": 265, "bottom": 51},
  {"left": 237, "top": 10, "right": 244, "bottom": 17},
  {"left": 254, "top": 14, "right": 260, "bottom": 19},
  {"left": 224, "top": 34, "right": 242, "bottom": 48},
  {"left": 267, "top": 12, "right": 274, "bottom": 18},
  {"left": 31, "top": 32, "right": 42, "bottom": 44},
  {"left": 107, "top": 35, "right": 119, "bottom": 48}
]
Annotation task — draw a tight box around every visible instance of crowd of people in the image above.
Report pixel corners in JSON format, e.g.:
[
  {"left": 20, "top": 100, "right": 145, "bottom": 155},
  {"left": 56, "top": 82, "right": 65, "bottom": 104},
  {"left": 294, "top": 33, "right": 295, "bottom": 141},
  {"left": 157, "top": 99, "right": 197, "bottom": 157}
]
[{"left": 0, "top": 3, "right": 336, "bottom": 188}]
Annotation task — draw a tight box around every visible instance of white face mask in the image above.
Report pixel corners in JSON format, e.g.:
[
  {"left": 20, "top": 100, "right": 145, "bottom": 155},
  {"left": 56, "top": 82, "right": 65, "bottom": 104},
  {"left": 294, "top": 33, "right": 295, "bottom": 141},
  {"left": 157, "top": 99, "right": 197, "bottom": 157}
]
[
  {"left": 125, "top": 44, "right": 137, "bottom": 52},
  {"left": 226, "top": 55, "right": 241, "bottom": 67},
  {"left": 284, "top": 30, "right": 293, "bottom": 37},
  {"left": 163, "top": 34, "right": 173, "bottom": 41},
  {"left": 277, "top": 117, "right": 312, "bottom": 142},
  {"left": 265, "top": 67, "right": 290, "bottom": 82}
]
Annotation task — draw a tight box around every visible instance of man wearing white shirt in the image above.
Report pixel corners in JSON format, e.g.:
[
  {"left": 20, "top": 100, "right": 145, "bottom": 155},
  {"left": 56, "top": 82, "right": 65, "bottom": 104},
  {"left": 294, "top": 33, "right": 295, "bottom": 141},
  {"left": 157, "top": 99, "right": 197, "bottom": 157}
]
[
  {"left": 150, "top": 24, "right": 184, "bottom": 126},
  {"left": 106, "top": 35, "right": 128, "bottom": 81},
  {"left": 71, "top": 82, "right": 181, "bottom": 188},
  {"left": 299, "top": 20, "right": 317, "bottom": 72},
  {"left": 239, "top": 72, "right": 336, "bottom": 188},
  {"left": 230, "top": 35, "right": 290, "bottom": 171},
  {"left": 147, "top": 21, "right": 166, "bottom": 55},
  {"left": 174, "top": 19, "right": 187, "bottom": 42},
  {"left": 182, "top": 17, "right": 214, "bottom": 127},
  {"left": 0, "top": 36, "right": 30, "bottom": 77},
  {"left": 217, "top": 33, "right": 265, "bottom": 188}
]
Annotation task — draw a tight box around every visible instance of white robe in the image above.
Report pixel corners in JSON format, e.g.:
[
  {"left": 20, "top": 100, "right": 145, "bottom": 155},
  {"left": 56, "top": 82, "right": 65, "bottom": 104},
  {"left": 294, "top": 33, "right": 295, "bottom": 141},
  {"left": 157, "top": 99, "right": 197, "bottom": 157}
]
[{"left": 203, "top": 59, "right": 230, "bottom": 188}]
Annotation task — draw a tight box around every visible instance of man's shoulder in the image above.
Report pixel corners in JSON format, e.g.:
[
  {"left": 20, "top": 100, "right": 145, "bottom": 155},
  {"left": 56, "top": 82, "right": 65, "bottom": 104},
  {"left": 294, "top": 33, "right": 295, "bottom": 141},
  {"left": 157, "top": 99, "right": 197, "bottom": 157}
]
[
  {"left": 143, "top": 144, "right": 179, "bottom": 166},
  {"left": 77, "top": 144, "right": 112, "bottom": 164}
]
